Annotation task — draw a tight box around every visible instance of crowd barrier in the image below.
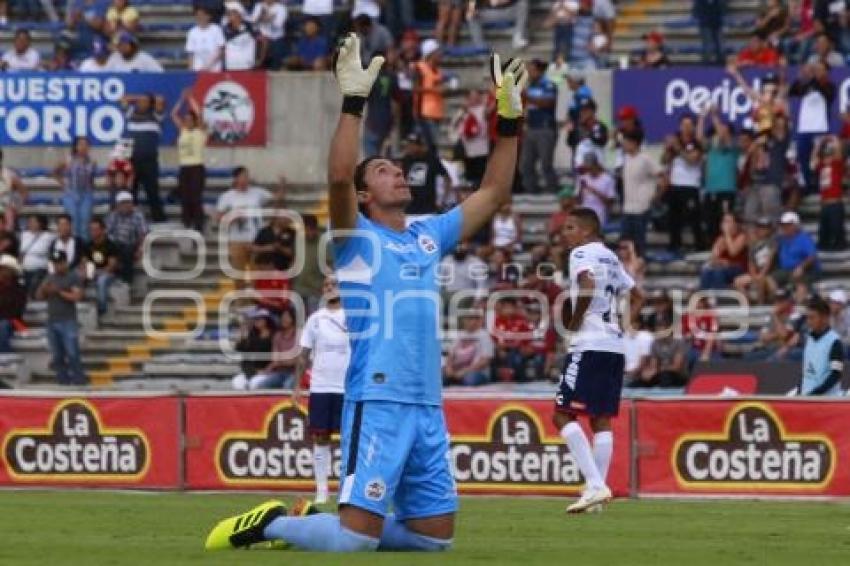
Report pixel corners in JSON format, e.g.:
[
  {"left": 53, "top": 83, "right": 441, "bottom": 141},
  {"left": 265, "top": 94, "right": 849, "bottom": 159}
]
[{"left": 1, "top": 393, "right": 847, "bottom": 499}]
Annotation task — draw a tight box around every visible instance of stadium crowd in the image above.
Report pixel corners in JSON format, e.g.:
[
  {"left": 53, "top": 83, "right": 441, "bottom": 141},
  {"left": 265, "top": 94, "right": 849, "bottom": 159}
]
[{"left": 0, "top": 1, "right": 849, "bottom": 393}]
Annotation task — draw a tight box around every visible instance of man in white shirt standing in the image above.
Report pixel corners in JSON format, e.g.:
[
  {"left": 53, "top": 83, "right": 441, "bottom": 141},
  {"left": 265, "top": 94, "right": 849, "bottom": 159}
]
[
  {"left": 106, "top": 32, "right": 164, "bottom": 72},
  {"left": 186, "top": 6, "right": 225, "bottom": 71},
  {"left": 0, "top": 28, "right": 41, "bottom": 71},
  {"left": 214, "top": 166, "right": 272, "bottom": 282},
  {"left": 294, "top": 276, "right": 350, "bottom": 504},
  {"left": 620, "top": 131, "right": 661, "bottom": 255},
  {"left": 250, "top": 0, "right": 286, "bottom": 70},
  {"left": 223, "top": 1, "right": 260, "bottom": 71}
]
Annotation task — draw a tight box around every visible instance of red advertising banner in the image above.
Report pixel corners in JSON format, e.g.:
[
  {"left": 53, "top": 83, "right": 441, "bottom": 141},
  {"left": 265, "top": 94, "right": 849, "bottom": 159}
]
[
  {"left": 636, "top": 400, "right": 850, "bottom": 497},
  {"left": 444, "top": 398, "right": 632, "bottom": 497},
  {"left": 184, "top": 396, "right": 632, "bottom": 496},
  {"left": 194, "top": 71, "right": 267, "bottom": 146},
  {"left": 0, "top": 396, "right": 180, "bottom": 489}
]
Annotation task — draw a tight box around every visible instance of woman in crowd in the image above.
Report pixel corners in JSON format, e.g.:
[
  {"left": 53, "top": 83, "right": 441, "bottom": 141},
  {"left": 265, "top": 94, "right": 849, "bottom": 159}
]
[
  {"left": 54, "top": 137, "right": 96, "bottom": 242},
  {"left": 700, "top": 213, "right": 748, "bottom": 290},
  {"left": 171, "top": 89, "right": 208, "bottom": 232},
  {"left": 617, "top": 239, "right": 646, "bottom": 288},
  {"left": 491, "top": 201, "right": 522, "bottom": 252}
]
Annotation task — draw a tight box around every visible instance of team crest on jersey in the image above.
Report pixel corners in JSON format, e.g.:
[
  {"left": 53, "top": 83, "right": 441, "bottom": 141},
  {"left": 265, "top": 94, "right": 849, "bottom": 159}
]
[
  {"left": 365, "top": 477, "right": 386, "bottom": 501},
  {"left": 418, "top": 235, "right": 438, "bottom": 254}
]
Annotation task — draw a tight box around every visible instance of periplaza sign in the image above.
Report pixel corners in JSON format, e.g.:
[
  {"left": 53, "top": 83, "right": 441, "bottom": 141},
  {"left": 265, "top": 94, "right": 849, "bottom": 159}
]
[
  {"left": 0, "top": 71, "right": 267, "bottom": 146},
  {"left": 613, "top": 66, "right": 850, "bottom": 142}
]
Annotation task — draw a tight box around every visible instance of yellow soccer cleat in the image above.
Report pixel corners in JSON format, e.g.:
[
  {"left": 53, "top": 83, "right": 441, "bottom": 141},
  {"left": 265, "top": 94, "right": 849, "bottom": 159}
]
[{"left": 204, "top": 500, "right": 286, "bottom": 551}]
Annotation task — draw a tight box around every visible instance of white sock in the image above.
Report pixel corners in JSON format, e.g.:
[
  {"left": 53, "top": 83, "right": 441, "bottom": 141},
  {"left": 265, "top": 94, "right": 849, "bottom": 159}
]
[
  {"left": 313, "top": 444, "right": 331, "bottom": 494},
  {"left": 560, "top": 422, "right": 603, "bottom": 490},
  {"left": 592, "top": 431, "right": 614, "bottom": 483}
]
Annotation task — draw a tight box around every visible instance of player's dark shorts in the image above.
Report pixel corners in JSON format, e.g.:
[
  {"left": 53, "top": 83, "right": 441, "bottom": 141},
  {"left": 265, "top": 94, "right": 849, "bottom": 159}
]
[
  {"left": 308, "top": 392, "right": 344, "bottom": 434},
  {"left": 555, "top": 351, "right": 625, "bottom": 417}
]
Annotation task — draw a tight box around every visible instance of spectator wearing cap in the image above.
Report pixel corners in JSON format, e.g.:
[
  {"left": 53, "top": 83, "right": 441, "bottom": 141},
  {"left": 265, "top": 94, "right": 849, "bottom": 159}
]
[
  {"left": 0, "top": 29, "right": 41, "bottom": 72},
  {"left": 413, "top": 38, "right": 445, "bottom": 151},
  {"left": 444, "top": 309, "right": 494, "bottom": 386},
  {"left": 106, "top": 32, "right": 163, "bottom": 71},
  {"left": 807, "top": 32, "right": 844, "bottom": 67},
  {"left": 250, "top": 0, "right": 287, "bottom": 70},
  {"left": 697, "top": 105, "right": 739, "bottom": 242},
  {"left": 692, "top": 0, "right": 726, "bottom": 65},
  {"left": 769, "top": 211, "right": 819, "bottom": 290},
  {"left": 632, "top": 31, "right": 670, "bottom": 69},
  {"left": 186, "top": 6, "right": 225, "bottom": 72},
  {"left": 467, "top": 0, "right": 530, "bottom": 50},
  {"left": 121, "top": 93, "right": 167, "bottom": 222},
  {"left": 215, "top": 166, "right": 272, "bottom": 282},
  {"left": 621, "top": 130, "right": 661, "bottom": 256},
  {"left": 223, "top": 2, "right": 262, "bottom": 70},
  {"left": 402, "top": 133, "right": 451, "bottom": 221},
  {"left": 521, "top": 59, "right": 558, "bottom": 194},
  {"left": 568, "top": 0, "right": 596, "bottom": 69},
  {"left": 288, "top": 17, "right": 329, "bottom": 71},
  {"left": 21, "top": 214, "right": 55, "bottom": 298},
  {"left": 105, "top": 0, "right": 140, "bottom": 37},
  {"left": 105, "top": 191, "right": 148, "bottom": 284},
  {"left": 54, "top": 137, "right": 97, "bottom": 242},
  {"left": 735, "top": 31, "right": 781, "bottom": 67},
  {"left": 733, "top": 216, "right": 777, "bottom": 304},
  {"left": 740, "top": 113, "right": 788, "bottom": 223},
  {"left": 78, "top": 39, "right": 111, "bottom": 72},
  {"left": 828, "top": 289, "right": 850, "bottom": 343},
  {"left": 662, "top": 115, "right": 707, "bottom": 252},
  {"left": 353, "top": 13, "right": 394, "bottom": 66},
  {"left": 64, "top": 0, "right": 109, "bottom": 60},
  {"left": 614, "top": 105, "right": 644, "bottom": 168},
  {"left": 453, "top": 88, "right": 489, "bottom": 187},
  {"left": 811, "top": 135, "right": 846, "bottom": 250},
  {"left": 800, "top": 295, "right": 845, "bottom": 396},
  {"left": 789, "top": 62, "right": 836, "bottom": 195},
  {"left": 363, "top": 54, "right": 399, "bottom": 158},
  {"left": 577, "top": 153, "right": 616, "bottom": 228},
  {"left": 567, "top": 97, "right": 608, "bottom": 174},
  {"left": 545, "top": 1, "right": 576, "bottom": 61},
  {"left": 36, "top": 249, "right": 87, "bottom": 386},
  {"left": 84, "top": 217, "right": 120, "bottom": 317}
]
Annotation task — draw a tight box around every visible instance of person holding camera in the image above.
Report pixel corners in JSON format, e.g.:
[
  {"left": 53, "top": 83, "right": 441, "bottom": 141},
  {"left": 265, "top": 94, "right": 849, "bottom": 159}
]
[{"left": 811, "top": 135, "right": 846, "bottom": 250}]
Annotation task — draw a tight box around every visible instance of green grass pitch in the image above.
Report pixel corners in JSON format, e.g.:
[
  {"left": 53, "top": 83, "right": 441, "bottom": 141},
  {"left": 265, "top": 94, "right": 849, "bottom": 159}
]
[{"left": 0, "top": 491, "right": 848, "bottom": 565}]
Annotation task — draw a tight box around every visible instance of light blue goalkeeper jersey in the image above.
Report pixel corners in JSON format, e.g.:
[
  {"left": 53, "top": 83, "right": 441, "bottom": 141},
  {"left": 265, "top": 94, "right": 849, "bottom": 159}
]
[{"left": 333, "top": 208, "right": 463, "bottom": 406}]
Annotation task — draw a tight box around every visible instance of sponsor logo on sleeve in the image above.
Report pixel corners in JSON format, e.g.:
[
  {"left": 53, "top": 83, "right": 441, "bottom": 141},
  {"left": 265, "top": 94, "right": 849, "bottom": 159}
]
[
  {"left": 365, "top": 478, "right": 386, "bottom": 501},
  {"left": 673, "top": 403, "right": 835, "bottom": 490},
  {"left": 1, "top": 400, "right": 149, "bottom": 481}
]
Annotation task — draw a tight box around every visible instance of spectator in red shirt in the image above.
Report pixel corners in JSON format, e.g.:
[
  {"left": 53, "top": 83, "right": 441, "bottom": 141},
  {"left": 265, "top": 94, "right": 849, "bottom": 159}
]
[
  {"left": 735, "top": 32, "right": 781, "bottom": 67},
  {"left": 250, "top": 253, "right": 291, "bottom": 314},
  {"left": 518, "top": 301, "right": 557, "bottom": 381},
  {"left": 682, "top": 295, "right": 721, "bottom": 363},
  {"left": 811, "top": 135, "right": 846, "bottom": 250},
  {"left": 491, "top": 296, "right": 531, "bottom": 382}
]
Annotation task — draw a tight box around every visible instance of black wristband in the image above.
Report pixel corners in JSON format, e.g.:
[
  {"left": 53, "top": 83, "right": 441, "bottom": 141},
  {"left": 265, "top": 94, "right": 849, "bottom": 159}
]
[
  {"left": 341, "top": 96, "right": 367, "bottom": 117},
  {"left": 497, "top": 117, "right": 521, "bottom": 137}
]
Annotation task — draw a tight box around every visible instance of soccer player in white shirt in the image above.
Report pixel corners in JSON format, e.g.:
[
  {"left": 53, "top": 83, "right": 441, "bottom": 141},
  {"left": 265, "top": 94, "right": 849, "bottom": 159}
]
[
  {"left": 293, "top": 276, "right": 350, "bottom": 504},
  {"left": 554, "top": 207, "right": 642, "bottom": 513}
]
